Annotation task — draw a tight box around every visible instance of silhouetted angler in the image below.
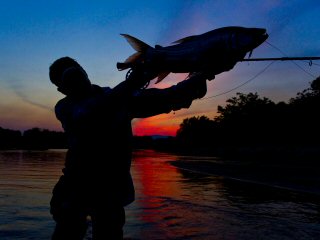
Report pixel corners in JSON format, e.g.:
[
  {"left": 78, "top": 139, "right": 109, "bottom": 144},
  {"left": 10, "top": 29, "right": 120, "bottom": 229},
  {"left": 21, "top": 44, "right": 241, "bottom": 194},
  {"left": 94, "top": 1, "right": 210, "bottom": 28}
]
[{"left": 48, "top": 56, "right": 235, "bottom": 239}]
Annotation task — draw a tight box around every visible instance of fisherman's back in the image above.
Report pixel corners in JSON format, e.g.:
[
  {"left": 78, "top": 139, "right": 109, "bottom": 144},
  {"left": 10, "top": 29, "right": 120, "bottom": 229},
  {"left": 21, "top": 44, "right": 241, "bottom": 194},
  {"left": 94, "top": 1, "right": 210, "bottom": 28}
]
[{"left": 55, "top": 84, "right": 134, "bottom": 205}]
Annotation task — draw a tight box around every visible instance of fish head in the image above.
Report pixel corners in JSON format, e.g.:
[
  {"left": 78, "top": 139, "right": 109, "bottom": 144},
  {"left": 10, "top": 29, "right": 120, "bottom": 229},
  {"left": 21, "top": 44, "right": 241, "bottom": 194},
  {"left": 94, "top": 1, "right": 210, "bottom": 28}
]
[{"left": 230, "top": 27, "right": 268, "bottom": 55}]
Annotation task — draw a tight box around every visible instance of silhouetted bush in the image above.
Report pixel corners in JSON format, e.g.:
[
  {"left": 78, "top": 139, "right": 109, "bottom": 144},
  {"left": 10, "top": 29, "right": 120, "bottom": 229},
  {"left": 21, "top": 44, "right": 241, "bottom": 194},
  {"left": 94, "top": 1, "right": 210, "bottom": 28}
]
[
  {"left": 175, "top": 77, "right": 320, "bottom": 158},
  {"left": 0, "top": 127, "right": 22, "bottom": 149}
]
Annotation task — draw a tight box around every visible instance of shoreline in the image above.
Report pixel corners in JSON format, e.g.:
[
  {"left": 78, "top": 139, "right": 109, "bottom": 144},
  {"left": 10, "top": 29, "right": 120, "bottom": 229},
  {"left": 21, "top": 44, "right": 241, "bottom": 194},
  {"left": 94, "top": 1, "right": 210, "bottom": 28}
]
[{"left": 170, "top": 158, "right": 320, "bottom": 197}]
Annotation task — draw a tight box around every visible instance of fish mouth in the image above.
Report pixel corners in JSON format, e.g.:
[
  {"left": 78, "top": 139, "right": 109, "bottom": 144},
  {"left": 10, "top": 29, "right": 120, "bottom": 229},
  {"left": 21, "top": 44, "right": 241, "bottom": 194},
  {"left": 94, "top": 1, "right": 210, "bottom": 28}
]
[
  {"left": 255, "top": 28, "right": 268, "bottom": 41},
  {"left": 250, "top": 28, "right": 269, "bottom": 49}
]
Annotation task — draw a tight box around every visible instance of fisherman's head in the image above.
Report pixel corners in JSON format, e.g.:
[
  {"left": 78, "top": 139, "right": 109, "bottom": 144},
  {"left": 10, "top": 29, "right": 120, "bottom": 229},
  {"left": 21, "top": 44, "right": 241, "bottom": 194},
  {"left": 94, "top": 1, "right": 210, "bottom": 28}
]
[{"left": 49, "top": 56, "right": 92, "bottom": 97}]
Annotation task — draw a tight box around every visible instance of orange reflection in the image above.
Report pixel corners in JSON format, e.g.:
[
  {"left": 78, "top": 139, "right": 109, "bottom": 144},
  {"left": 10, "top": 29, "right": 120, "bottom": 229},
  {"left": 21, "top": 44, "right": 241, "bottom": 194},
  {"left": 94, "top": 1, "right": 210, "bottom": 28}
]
[{"left": 132, "top": 150, "right": 181, "bottom": 222}]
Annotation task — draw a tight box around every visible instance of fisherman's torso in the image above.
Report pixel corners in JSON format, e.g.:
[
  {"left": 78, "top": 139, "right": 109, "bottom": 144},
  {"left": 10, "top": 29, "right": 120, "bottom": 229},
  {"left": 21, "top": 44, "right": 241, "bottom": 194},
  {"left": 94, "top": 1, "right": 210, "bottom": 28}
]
[{"left": 55, "top": 85, "right": 133, "bottom": 181}]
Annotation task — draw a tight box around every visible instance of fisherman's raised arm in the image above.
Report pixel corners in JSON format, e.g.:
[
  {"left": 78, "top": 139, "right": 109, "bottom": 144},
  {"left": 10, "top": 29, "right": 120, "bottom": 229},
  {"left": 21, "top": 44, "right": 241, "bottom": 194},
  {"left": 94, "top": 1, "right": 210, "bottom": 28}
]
[
  {"left": 129, "top": 73, "right": 211, "bottom": 118},
  {"left": 110, "top": 64, "right": 158, "bottom": 97}
]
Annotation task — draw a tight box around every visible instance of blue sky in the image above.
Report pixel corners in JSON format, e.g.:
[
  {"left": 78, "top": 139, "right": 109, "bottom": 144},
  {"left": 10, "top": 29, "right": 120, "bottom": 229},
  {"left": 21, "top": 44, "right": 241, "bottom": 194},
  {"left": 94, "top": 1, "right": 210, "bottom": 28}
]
[{"left": 1, "top": 0, "right": 320, "bottom": 134}]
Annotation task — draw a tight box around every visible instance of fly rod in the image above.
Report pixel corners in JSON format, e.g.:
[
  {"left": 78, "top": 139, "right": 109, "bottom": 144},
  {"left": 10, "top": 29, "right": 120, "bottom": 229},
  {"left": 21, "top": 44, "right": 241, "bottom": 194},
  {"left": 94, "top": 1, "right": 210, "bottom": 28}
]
[{"left": 241, "top": 57, "right": 320, "bottom": 62}]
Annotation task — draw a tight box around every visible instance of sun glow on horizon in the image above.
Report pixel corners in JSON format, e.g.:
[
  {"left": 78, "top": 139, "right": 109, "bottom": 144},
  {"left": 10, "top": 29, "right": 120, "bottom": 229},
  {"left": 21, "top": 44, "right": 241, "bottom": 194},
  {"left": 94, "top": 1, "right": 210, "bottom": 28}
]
[{"left": 132, "top": 114, "right": 180, "bottom": 136}]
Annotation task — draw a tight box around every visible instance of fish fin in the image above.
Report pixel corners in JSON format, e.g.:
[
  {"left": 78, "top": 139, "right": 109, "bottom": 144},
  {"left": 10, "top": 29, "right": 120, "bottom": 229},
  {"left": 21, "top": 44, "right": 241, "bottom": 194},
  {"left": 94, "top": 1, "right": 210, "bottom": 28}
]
[
  {"left": 120, "top": 34, "right": 152, "bottom": 52},
  {"left": 155, "top": 72, "right": 170, "bottom": 84},
  {"left": 116, "top": 62, "right": 130, "bottom": 71},
  {"left": 117, "top": 52, "right": 142, "bottom": 70},
  {"left": 123, "top": 52, "right": 142, "bottom": 64},
  {"left": 172, "top": 35, "right": 198, "bottom": 44},
  {"left": 118, "top": 34, "right": 149, "bottom": 70}
]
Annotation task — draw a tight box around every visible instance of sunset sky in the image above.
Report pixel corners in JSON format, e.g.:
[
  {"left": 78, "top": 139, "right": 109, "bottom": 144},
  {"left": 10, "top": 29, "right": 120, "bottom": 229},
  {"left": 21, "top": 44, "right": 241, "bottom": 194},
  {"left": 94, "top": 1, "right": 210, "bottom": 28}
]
[{"left": 1, "top": 0, "right": 320, "bottom": 136}]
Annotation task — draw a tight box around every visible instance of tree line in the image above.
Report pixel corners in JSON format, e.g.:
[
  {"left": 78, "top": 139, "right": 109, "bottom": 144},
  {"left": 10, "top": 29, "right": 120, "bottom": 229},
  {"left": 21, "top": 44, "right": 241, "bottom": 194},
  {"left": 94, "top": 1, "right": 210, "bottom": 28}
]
[
  {"left": 174, "top": 77, "right": 320, "bottom": 158},
  {"left": 0, "top": 127, "right": 67, "bottom": 150},
  {"left": 1, "top": 77, "right": 319, "bottom": 158}
]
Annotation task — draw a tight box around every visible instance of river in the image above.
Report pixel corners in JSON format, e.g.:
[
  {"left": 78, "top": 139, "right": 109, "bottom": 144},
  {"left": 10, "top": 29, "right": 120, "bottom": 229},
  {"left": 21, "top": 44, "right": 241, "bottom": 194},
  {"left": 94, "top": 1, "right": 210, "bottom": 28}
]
[{"left": 0, "top": 149, "right": 319, "bottom": 239}]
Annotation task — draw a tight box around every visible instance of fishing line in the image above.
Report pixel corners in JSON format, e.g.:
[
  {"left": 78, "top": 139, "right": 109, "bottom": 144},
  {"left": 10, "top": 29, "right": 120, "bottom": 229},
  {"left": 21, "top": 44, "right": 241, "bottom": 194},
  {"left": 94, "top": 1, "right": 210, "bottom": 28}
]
[
  {"left": 301, "top": 60, "right": 320, "bottom": 67},
  {"left": 265, "top": 41, "right": 317, "bottom": 78},
  {"left": 172, "top": 164, "right": 318, "bottom": 194},
  {"left": 199, "top": 60, "right": 275, "bottom": 100},
  {"left": 198, "top": 41, "right": 319, "bottom": 101}
]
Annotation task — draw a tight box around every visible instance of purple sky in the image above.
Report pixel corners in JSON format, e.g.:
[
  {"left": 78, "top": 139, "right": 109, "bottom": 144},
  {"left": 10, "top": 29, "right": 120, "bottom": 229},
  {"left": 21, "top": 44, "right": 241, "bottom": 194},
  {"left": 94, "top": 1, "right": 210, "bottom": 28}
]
[{"left": 1, "top": 0, "right": 320, "bottom": 135}]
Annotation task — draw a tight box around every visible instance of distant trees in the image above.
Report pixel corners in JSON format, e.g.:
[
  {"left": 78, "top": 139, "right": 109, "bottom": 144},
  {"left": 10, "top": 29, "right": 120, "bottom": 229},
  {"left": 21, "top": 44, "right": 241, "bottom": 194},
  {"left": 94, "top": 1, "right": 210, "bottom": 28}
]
[
  {"left": 0, "top": 127, "right": 22, "bottom": 149},
  {"left": 23, "top": 128, "right": 67, "bottom": 149},
  {"left": 0, "top": 127, "right": 67, "bottom": 149},
  {"left": 1, "top": 77, "right": 320, "bottom": 155},
  {"left": 288, "top": 77, "right": 320, "bottom": 145},
  {"left": 176, "top": 77, "right": 320, "bottom": 157},
  {"left": 214, "top": 92, "right": 277, "bottom": 146},
  {"left": 176, "top": 116, "right": 216, "bottom": 150},
  {"left": 291, "top": 76, "right": 320, "bottom": 103}
]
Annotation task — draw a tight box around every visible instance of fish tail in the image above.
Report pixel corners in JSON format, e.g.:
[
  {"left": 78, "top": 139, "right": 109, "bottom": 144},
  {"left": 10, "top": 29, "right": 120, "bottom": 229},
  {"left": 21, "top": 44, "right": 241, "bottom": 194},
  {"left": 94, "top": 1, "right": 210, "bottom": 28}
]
[
  {"left": 116, "top": 62, "right": 131, "bottom": 71},
  {"left": 120, "top": 34, "right": 151, "bottom": 52},
  {"left": 117, "top": 34, "right": 152, "bottom": 70}
]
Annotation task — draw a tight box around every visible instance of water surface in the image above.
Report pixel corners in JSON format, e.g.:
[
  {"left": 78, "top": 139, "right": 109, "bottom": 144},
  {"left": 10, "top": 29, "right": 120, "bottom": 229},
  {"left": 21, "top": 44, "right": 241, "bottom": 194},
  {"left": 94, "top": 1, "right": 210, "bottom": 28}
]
[{"left": 0, "top": 149, "right": 319, "bottom": 239}]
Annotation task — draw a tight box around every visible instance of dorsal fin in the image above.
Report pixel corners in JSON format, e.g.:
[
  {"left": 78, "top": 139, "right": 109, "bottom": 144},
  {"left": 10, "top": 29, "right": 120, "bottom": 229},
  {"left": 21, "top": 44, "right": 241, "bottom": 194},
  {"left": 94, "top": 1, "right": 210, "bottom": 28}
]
[
  {"left": 120, "top": 34, "right": 152, "bottom": 52},
  {"left": 172, "top": 35, "right": 198, "bottom": 44}
]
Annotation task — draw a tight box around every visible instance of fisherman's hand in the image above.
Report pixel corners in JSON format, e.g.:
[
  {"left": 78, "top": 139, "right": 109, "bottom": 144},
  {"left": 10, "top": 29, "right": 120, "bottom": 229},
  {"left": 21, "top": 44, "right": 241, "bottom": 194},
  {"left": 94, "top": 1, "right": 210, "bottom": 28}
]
[
  {"left": 199, "top": 71, "right": 216, "bottom": 81},
  {"left": 112, "top": 63, "right": 159, "bottom": 96},
  {"left": 187, "top": 72, "right": 208, "bottom": 99},
  {"left": 125, "top": 63, "right": 158, "bottom": 89}
]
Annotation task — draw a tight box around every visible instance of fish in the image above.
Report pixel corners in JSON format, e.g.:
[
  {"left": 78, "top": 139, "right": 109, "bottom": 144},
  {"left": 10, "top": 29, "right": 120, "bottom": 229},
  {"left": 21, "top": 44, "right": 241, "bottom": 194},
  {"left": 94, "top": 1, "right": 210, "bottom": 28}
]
[{"left": 117, "top": 26, "right": 268, "bottom": 83}]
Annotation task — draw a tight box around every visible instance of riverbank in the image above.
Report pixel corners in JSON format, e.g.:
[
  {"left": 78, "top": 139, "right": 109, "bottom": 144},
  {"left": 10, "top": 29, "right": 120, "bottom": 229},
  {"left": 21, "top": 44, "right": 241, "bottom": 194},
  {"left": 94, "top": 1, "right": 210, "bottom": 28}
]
[{"left": 170, "top": 156, "right": 320, "bottom": 196}]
